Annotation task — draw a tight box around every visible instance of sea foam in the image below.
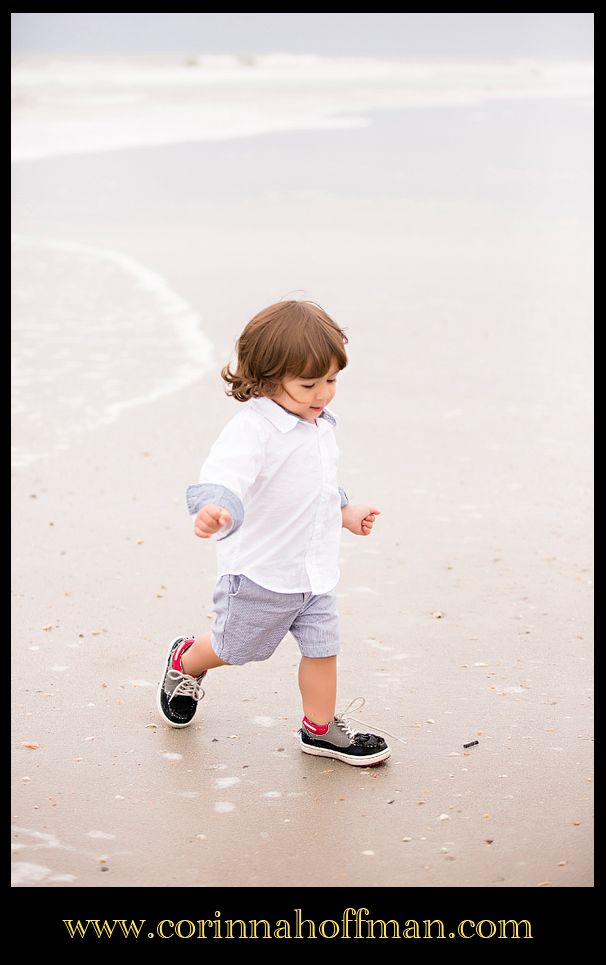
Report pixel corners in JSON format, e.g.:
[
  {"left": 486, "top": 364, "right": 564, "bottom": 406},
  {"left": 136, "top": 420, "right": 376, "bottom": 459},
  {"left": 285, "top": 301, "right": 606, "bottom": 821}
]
[
  {"left": 11, "top": 234, "right": 214, "bottom": 468},
  {"left": 11, "top": 53, "right": 593, "bottom": 162}
]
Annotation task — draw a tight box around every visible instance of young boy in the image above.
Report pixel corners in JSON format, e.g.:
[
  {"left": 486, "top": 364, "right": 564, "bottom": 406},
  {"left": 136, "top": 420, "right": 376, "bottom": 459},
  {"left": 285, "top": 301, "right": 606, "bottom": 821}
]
[{"left": 157, "top": 299, "right": 391, "bottom": 766}]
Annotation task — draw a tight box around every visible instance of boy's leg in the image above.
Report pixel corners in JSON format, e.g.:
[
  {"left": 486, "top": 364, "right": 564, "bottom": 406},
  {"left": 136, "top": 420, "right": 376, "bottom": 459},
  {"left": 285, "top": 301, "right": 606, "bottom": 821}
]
[
  {"left": 181, "top": 632, "right": 230, "bottom": 675},
  {"left": 297, "top": 650, "right": 390, "bottom": 767},
  {"left": 298, "top": 655, "right": 337, "bottom": 725}
]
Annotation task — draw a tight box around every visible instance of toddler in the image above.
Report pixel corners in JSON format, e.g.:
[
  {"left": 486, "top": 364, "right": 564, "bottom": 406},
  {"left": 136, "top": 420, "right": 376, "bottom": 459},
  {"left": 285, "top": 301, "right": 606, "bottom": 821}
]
[{"left": 157, "top": 299, "right": 391, "bottom": 766}]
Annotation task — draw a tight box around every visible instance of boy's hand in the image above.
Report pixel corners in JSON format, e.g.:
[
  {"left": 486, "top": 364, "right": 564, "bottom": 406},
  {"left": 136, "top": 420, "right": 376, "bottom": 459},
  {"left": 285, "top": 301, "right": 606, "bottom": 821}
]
[
  {"left": 341, "top": 504, "right": 381, "bottom": 536},
  {"left": 194, "top": 503, "right": 232, "bottom": 539}
]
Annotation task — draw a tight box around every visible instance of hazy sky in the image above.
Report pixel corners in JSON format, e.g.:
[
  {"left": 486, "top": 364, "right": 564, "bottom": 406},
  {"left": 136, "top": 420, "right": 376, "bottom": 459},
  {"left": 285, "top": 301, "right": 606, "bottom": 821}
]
[{"left": 11, "top": 12, "right": 593, "bottom": 59}]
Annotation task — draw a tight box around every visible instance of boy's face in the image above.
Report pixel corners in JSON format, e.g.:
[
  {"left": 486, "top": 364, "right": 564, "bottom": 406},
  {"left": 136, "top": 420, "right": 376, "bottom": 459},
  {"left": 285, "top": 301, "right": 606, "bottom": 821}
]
[{"left": 271, "top": 361, "right": 339, "bottom": 422}]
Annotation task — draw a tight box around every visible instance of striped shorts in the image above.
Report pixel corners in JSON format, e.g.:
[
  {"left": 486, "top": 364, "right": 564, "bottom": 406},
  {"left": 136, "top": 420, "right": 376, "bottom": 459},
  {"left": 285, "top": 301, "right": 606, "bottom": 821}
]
[{"left": 210, "top": 573, "right": 340, "bottom": 666}]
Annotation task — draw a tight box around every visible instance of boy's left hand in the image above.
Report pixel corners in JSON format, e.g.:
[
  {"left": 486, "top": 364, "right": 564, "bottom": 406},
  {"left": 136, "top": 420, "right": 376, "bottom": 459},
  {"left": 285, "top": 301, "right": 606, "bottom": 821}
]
[{"left": 342, "top": 503, "right": 381, "bottom": 536}]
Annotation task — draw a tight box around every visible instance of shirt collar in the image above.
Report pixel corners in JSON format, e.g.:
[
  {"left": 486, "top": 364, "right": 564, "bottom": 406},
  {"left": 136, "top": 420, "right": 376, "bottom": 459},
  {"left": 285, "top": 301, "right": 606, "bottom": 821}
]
[{"left": 249, "top": 397, "right": 337, "bottom": 432}]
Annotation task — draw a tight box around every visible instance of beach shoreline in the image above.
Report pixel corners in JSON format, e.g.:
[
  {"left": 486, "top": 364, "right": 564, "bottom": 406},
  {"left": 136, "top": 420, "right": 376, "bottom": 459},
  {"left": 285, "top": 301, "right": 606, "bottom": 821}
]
[{"left": 12, "top": 89, "right": 593, "bottom": 887}]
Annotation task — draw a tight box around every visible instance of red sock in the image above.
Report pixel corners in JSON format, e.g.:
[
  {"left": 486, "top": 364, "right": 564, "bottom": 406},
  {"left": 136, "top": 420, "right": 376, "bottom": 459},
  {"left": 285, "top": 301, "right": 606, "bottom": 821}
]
[
  {"left": 172, "top": 638, "right": 194, "bottom": 672},
  {"left": 302, "top": 716, "right": 329, "bottom": 735}
]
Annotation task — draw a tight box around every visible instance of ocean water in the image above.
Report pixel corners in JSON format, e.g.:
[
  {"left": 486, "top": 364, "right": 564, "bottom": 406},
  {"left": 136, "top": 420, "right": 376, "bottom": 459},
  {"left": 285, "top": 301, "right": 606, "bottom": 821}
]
[
  {"left": 11, "top": 54, "right": 592, "bottom": 468},
  {"left": 11, "top": 53, "right": 593, "bottom": 161},
  {"left": 11, "top": 234, "right": 214, "bottom": 468}
]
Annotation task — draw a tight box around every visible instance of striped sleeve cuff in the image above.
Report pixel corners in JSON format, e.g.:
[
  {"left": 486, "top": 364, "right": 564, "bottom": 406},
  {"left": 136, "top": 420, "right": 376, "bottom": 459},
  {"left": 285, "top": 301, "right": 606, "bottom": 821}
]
[
  {"left": 338, "top": 486, "right": 349, "bottom": 508},
  {"left": 185, "top": 483, "right": 244, "bottom": 540}
]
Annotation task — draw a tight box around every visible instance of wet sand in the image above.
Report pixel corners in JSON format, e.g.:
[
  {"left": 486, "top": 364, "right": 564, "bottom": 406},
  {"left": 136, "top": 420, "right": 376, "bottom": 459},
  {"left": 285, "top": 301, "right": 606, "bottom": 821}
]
[{"left": 12, "top": 99, "right": 593, "bottom": 890}]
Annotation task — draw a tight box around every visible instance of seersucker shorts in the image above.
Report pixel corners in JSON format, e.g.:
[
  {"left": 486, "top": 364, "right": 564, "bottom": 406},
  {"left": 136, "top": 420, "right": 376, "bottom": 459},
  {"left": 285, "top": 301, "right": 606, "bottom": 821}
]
[{"left": 209, "top": 573, "right": 340, "bottom": 666}]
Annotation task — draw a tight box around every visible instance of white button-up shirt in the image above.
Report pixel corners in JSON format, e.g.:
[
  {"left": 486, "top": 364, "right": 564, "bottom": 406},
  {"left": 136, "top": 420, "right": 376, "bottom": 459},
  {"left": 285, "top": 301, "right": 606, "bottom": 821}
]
[{"left": 186, "top": 397, "right": 348, "bottom": 594}]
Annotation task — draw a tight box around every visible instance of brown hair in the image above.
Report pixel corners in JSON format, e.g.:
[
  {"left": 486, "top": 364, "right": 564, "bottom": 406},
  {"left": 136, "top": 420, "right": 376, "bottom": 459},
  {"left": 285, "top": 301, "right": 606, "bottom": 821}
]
[{"left": 221, "top": 300, "right": 348, "bottom": 402}]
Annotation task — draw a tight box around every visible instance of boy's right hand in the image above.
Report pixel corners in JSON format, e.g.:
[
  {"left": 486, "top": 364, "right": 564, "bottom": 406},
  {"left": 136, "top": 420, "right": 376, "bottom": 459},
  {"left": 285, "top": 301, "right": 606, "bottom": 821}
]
[{"left": 194, "top": 504, "right": 232, "bottom": 539}]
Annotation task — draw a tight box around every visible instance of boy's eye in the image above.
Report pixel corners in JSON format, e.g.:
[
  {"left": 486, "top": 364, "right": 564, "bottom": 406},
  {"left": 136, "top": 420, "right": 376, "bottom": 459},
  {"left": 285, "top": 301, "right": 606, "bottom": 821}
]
[{"left": 300, "top": 378, "right": 337, "bottom": 389}]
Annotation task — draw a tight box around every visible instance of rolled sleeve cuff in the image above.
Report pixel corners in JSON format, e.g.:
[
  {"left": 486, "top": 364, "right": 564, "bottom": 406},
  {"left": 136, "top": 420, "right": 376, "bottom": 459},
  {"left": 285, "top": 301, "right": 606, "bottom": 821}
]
[
  {"left": 185, "top": 483, "right": 244, "bottom": 539},
  {"left": 338, "top": 486, "right": 349, "bottom": 508}
]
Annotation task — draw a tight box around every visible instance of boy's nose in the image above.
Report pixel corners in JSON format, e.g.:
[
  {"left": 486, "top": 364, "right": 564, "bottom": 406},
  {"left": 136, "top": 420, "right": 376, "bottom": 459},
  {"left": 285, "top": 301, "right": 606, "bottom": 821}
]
[{"left": 318, "top": 388, "right": 335, "bottom": 403}]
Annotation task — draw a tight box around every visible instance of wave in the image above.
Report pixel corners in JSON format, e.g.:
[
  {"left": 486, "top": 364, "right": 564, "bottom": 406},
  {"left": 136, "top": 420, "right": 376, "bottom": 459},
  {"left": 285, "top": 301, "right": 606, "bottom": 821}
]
[
  {"left": 11, "top": 54, "right": 593, "bottom": 162},
  {"left": 11, "top": 234, "right": 214, "bottom": 468}
]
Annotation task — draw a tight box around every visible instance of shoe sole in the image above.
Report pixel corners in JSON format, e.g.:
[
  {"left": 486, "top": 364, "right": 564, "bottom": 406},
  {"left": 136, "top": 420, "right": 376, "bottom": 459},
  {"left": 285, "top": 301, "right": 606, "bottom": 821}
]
[
  {"left": 156, "top": 636, "right": 195, "bottom": 729},
  {"left": 300, "top": 738, "right": 391, "bottom": 766}
]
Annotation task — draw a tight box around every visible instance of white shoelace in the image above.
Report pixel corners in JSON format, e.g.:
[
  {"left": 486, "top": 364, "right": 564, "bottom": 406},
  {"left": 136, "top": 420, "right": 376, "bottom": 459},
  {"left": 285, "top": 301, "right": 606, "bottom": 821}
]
[
  {"left": 337, "top": 696, "right": 408, "bottom": 745},
  {"left": 166, "top": 669, "right": 206, "bottom": 703},
  {"left": 333, "top": 715, "right": 358, "bottom": 741}
]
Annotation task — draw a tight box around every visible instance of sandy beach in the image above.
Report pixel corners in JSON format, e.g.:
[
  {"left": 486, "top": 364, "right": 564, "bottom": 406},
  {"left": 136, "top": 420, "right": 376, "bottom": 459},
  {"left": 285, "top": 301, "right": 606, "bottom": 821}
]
[{"left": 11, "top": 54, "right": 593, "bottom": 892}]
